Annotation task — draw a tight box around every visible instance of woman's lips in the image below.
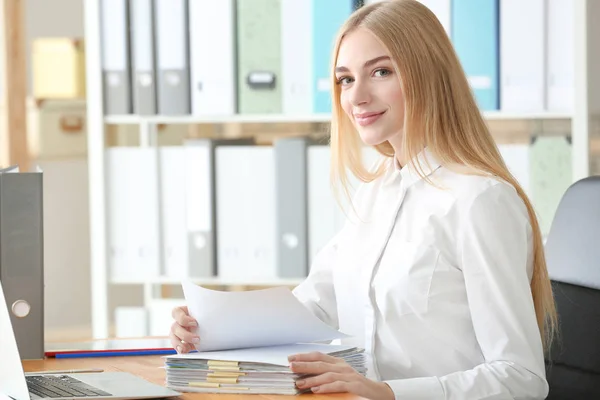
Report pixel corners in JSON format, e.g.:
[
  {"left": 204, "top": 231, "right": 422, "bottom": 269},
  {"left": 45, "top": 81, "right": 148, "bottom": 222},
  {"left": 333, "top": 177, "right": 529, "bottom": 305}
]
[{"left": 354, "top": 111, "right": 386, "bottom": 126}]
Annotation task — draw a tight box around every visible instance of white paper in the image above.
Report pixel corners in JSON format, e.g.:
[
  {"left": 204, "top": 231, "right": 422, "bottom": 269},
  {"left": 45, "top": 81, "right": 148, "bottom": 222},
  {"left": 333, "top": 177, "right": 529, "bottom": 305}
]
[
  {"left": 181, "top": 280, "right": 348, "bottom": 351},
  {"left": 165, "top": 343, "right": 355, "bottom": 366}
]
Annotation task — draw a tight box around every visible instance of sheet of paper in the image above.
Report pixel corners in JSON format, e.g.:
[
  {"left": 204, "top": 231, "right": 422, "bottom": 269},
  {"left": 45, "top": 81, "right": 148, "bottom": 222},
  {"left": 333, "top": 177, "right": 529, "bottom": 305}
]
[
  {"left": 181, "top": 280, "right": 348, "bottom": 351},
  {"left": 166, "top": 343, "right": 355, "bottom": 366}
]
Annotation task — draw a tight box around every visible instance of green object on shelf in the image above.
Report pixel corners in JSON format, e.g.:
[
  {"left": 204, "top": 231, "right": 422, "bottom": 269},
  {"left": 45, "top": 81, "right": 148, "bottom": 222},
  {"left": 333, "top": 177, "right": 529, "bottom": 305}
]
[
  {"left": 529, "top": 135, "right": 573, "bottom": 236},
  {"left": 236, "top": 0, "right": 282, "bottom": 114}
]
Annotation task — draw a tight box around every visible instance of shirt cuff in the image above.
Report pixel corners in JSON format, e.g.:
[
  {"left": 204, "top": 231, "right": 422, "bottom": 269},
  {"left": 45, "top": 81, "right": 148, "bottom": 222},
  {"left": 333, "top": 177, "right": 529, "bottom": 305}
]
[{"left": 383, "top": 377, "right": 445, "bottom": 400}]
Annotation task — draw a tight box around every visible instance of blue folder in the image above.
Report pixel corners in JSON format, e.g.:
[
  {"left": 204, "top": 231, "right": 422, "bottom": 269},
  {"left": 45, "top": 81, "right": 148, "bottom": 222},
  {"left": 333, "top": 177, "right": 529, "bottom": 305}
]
[{"left": 451, "top": 0, "right": 500, "bottom": 111}]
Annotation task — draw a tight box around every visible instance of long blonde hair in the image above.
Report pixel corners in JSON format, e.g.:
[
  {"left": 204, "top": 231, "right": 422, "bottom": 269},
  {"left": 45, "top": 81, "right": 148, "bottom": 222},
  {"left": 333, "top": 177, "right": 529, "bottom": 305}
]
[{"left": 329, "top": 0, "right": 557, "bottom": 352}]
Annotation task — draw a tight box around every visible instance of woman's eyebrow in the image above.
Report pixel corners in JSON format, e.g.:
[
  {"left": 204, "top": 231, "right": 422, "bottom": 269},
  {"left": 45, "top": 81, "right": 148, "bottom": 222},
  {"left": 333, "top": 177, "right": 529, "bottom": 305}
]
[{"left": 335, "top": 55, "right": 391, "bottom": 73}]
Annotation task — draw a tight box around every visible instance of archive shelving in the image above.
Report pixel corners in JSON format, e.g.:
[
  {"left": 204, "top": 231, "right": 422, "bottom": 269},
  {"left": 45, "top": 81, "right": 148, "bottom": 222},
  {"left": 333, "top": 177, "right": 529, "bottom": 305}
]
[{"left": 83, "top": 0, "right": 597, "bottom": 339}]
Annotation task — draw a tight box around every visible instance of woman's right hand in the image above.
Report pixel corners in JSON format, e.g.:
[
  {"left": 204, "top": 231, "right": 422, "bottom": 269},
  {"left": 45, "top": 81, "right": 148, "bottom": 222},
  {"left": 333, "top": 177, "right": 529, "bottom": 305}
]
[{"left": 170, "top": 305, "right": 199, "bottom": 354}]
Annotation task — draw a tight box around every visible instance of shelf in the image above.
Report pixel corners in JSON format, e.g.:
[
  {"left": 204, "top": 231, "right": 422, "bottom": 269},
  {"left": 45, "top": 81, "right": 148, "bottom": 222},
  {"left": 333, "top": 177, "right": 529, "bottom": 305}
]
[
  {"left": 482, "top": 111, "right": 571, "bottom": 120},
  {"left": 111, "top": 276, "right": 305, "bottom": 287},
  {"left": 103, "top": 111, "right": 572, "bottom": 125},
  {"left": 104, "top": 113, "right": 333, "bottom": 125}
]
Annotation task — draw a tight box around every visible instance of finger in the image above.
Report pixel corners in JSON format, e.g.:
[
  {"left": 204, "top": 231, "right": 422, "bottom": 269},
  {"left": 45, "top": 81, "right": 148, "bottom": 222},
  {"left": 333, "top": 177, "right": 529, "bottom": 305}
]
[
  {"left": 311, "top": 380, "right": 352, "bottom": 394},
  {"left": 170, "top": 321, "right": 200, "bottom": 345},
  {"left": 295, "top": 372, "right": 345, "bottom": 389},
  {"left": 168, "top": 330, "right": 194, "bottom": 353},
  {"left": 290, "top": 361, "right": 350, "bottom": 375},
  {"left": 169, "top": 330, "right": 182, "bottom": 352},
  {"left": 169, "top": 329, "right": 196, "bottom": 354},
  {"left": 171, "top": 306, "right": 198, "bottom": 328},
  {"left": 288, "top": 351, "right": 342, "bottom": 364}
]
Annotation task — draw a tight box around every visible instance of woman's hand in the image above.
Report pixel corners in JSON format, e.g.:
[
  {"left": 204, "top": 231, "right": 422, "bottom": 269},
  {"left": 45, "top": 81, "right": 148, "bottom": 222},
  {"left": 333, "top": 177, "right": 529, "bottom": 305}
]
[
  {"left": 288, "top": 351, "right": 395, "bottom": 400},
  {"left": 169, "top": 305, "right": 199, "bottom": 354}
]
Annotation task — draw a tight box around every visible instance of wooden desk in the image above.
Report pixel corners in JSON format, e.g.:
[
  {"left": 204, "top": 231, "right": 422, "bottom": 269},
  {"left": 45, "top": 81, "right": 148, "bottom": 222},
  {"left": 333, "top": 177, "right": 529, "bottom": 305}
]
[{"left": 22, "top": 356, "right": 360, "bottom": 400}]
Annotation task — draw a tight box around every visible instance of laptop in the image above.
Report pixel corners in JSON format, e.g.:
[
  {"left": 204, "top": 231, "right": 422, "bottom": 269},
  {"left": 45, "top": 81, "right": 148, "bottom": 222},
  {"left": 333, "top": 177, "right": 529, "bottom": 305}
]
[{"left": 0, "top": 281, "right": 180, "bottom": 400}]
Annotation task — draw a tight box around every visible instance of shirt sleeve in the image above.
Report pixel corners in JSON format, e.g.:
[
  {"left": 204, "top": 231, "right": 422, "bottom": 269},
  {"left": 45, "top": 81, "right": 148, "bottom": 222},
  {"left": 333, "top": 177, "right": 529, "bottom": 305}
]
[
  {"left": 383, "top": 182, "right": 549, "bottom": 400},
  {"left": 292, "top": 231, "right": 341, "bottom": 329}
]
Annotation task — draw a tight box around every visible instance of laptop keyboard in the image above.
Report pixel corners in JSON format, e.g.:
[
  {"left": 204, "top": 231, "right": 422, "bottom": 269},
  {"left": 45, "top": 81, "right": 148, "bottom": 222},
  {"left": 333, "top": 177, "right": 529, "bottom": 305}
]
[{"left": 26, "top": 375, "right": 113, "bottom": 398}]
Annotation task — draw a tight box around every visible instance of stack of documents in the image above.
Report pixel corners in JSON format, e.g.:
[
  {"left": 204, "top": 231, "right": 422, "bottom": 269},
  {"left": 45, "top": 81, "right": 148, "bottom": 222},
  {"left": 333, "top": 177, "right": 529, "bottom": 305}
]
[
  {"left": 164, "top": 343, "right": 366, "bottom": 394},
  {"left": 163, "top": 281, "right": 367, "bottom": 394}
]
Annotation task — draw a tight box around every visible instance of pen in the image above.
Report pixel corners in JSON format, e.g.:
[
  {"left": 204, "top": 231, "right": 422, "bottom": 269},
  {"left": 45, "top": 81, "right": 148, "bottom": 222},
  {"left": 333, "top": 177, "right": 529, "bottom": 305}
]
[{"left": 25, "top": 368, "right": 104, "bottom": 375}]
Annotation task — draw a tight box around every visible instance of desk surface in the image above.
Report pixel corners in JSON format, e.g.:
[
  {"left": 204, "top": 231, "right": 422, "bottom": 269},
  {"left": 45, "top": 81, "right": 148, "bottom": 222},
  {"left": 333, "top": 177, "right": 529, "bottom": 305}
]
[{"left": 22, "top": 356, "right": 361, "bottom": 400}]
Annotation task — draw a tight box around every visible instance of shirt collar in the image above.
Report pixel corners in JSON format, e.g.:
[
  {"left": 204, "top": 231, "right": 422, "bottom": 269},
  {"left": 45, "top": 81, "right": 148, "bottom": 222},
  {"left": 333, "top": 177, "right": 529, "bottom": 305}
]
[{"left": 392, "top": 147, "right": 442, "bottom": 188}]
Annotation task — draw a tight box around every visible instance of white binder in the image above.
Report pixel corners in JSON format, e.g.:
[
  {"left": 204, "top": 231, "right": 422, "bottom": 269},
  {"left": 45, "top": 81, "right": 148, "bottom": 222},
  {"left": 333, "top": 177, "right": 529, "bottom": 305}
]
[
  {"left": 417, "top": 0, "right": 451, "bottom": 35},
  {"left": 183, "top": 140, "right": 217, "bottom": 278},
  {"left": 281, "top": 0, "right": 313, "bottom": 115},
  {"left": 500, "top": 0, "right": 545, "bottom": 112},
  {"left": 546, "top": 0, "right": 574, "bottom": 112},
  {"left": 216, "top": 146, "right": 277, "bottom": 281},
  {"left": 154, "top": 0, "right": 191, "bottom": 115},
  {"left": 107, "top": 148, "right": 160, "bottom": 281},
  {"left": 307, "top": 145, "right": 341, "bottom": 267},
  {"left": 101, "top": 0, "right": 131, "bottom": 115},
  {"left": 129, "top": 0, "right": 157, "bottom": 115},
  {"left": 159, "top": 147, "right": 188, "bottom": 278},
  {"left": 189, "top": 0, "right": 236, "bottom": 115}
]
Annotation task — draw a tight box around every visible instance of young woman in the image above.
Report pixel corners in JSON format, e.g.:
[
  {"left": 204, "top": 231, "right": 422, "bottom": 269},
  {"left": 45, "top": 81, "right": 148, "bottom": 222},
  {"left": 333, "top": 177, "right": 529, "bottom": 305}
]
[{"left": 170, "top": 1, "right": 557, "bottom": 399}]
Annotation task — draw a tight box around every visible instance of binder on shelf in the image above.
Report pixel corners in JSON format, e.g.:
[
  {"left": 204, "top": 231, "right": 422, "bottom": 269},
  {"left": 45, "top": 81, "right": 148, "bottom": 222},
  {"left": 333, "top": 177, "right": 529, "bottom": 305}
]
[
  {"left": 107, "top": 147, "right": 160, "bottom": 282},
  {"left": 154, "top": 0, "right": 191, "bottom": 115},
  {"left": 0, "top": 166, "right": 44, "bottom": 360},
  {"left": 417, "top": 0, "right": 451, "bottom": 35},
  {"left": 313, "top": 0, "right": 357, "bottom": 113},
  {"left": 529, "top": 135, "right": 572, "bottom": 236},
  {"left": 160, "top": 139, "right": 254, "bottom": 280},
  {"left": 100, "top": 0, "right": 132, "bottom": 115},
  {"left": 546, "top": 0, "right": 574, "bottom": 112},
  {"left": 189, "top": 0, "right": 236, "bottom": 116},
  {"left": 281, "top": 0, "right": 313, "bottom": 115},
  {"left": 451, "top": 0, "right": 500, "bottom": 111},
  {"left": 236, "top": 0, "right": 282, "bottom": 114},
  {"left": 274, "top": 138, "right": 310, "bottom": 278},
  {"left": 129, "top": 0, "right": 157, "bottom": 115},
  {"left": 159, "top": 146, "right": 189, "bottom": 279},
  {"left": 307, "top": 144, "right": 342, "bottom": 266},
  {"left": 216, "top": 145, "right": 277, "bottom": 280},
  {"left": 500, "top": 0, "right": 545, "bottom": 112}
]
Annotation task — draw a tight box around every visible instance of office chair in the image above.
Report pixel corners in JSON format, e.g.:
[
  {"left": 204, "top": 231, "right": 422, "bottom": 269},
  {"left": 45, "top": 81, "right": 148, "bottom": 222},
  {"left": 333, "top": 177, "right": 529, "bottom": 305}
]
[{"left": 543, "top": 175, "right": 600, "bottom": 399}]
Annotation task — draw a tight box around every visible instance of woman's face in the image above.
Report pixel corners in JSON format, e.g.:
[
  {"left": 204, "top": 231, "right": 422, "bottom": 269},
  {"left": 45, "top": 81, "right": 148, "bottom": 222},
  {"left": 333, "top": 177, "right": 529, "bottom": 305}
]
[{"left": 335, "top": 27, "right": 406, "bottom": 157}]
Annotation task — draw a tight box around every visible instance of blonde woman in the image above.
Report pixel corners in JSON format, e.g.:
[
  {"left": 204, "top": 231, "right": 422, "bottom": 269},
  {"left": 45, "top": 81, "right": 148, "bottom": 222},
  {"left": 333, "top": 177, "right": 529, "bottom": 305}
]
[{"left": 170, "top": 1, "right": 557, "bottom": 398}]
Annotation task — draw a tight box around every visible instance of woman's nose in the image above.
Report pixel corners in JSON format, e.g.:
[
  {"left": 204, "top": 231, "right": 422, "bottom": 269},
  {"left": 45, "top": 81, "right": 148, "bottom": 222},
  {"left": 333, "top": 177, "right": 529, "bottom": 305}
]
[{"left": 349, "top": 80, "right": 371, "bottom": 106}]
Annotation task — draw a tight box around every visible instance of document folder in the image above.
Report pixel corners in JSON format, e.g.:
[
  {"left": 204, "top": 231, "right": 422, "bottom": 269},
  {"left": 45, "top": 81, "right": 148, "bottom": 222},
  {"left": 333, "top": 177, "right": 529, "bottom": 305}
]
[
  {"left": 236, "top": 0, "right": 282, "bottom": 114},
  {"left": 0, "top": 166, "right": 44, "bottom": 360}
]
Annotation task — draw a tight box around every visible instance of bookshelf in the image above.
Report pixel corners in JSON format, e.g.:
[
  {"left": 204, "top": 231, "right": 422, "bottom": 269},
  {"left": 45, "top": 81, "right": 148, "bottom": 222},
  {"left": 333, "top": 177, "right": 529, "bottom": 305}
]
[
  {"left": 103, "top": 111, "right": 572, "bottom": 126},
  {"left": 83, "top": 0, "right": 597, "bottom": 340}
]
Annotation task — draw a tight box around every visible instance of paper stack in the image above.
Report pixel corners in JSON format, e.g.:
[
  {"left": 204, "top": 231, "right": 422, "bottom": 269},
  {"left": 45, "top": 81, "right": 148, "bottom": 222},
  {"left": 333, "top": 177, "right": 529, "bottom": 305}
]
[
  {"left": 164, "top": 343, "right": 366, "bottom": 395},
  {"left": 163, "top": 281, "right": 367, "bottom": 395}
]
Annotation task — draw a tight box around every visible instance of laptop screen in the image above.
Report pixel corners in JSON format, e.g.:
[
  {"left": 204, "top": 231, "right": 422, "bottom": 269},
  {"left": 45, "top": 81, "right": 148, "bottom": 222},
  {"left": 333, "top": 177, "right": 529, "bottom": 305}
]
[{"left": 0, "top": 280, "right": 31, "bottom": 400}]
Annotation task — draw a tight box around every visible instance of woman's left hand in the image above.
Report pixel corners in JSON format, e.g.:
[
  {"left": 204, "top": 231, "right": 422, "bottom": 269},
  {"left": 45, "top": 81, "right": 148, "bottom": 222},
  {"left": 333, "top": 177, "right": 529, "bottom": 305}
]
[{"left": 288, "top": 351, "right": 395, "bottom": 400}]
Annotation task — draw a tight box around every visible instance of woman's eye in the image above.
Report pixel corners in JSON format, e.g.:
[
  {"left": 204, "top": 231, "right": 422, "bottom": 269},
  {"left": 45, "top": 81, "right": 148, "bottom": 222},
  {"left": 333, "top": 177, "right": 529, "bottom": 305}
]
[
  {"left": 374, "top": 69, "right": 391, "bottom": 77},
  {"left": 336, "top": 76, "right": 353, "bottom": 85}
]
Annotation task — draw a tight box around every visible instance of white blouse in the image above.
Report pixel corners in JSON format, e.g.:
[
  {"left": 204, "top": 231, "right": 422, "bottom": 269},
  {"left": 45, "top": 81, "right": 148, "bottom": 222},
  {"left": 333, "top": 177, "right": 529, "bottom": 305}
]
[{"left": 293, "top": 148, "right": 548, "bottom": 400}]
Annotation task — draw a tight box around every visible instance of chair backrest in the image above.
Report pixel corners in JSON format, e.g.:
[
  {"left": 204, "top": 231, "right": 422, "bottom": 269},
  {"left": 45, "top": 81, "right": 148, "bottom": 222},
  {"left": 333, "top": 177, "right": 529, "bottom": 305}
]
[{"left": 544, "top": 176, "right": 600, "bottom": 399}]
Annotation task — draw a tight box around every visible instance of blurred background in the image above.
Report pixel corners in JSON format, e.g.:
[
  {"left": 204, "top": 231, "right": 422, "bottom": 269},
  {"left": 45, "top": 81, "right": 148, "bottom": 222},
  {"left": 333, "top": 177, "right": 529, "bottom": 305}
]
[{"left": 0, "top": 0, "right": 597, "bottom": 345}]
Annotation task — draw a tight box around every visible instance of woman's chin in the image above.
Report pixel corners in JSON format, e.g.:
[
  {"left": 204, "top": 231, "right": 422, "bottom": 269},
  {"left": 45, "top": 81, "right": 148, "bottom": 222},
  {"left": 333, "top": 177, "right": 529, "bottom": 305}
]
[{"left": 357, "top": 129, "right": 388, "bottom": 147}]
